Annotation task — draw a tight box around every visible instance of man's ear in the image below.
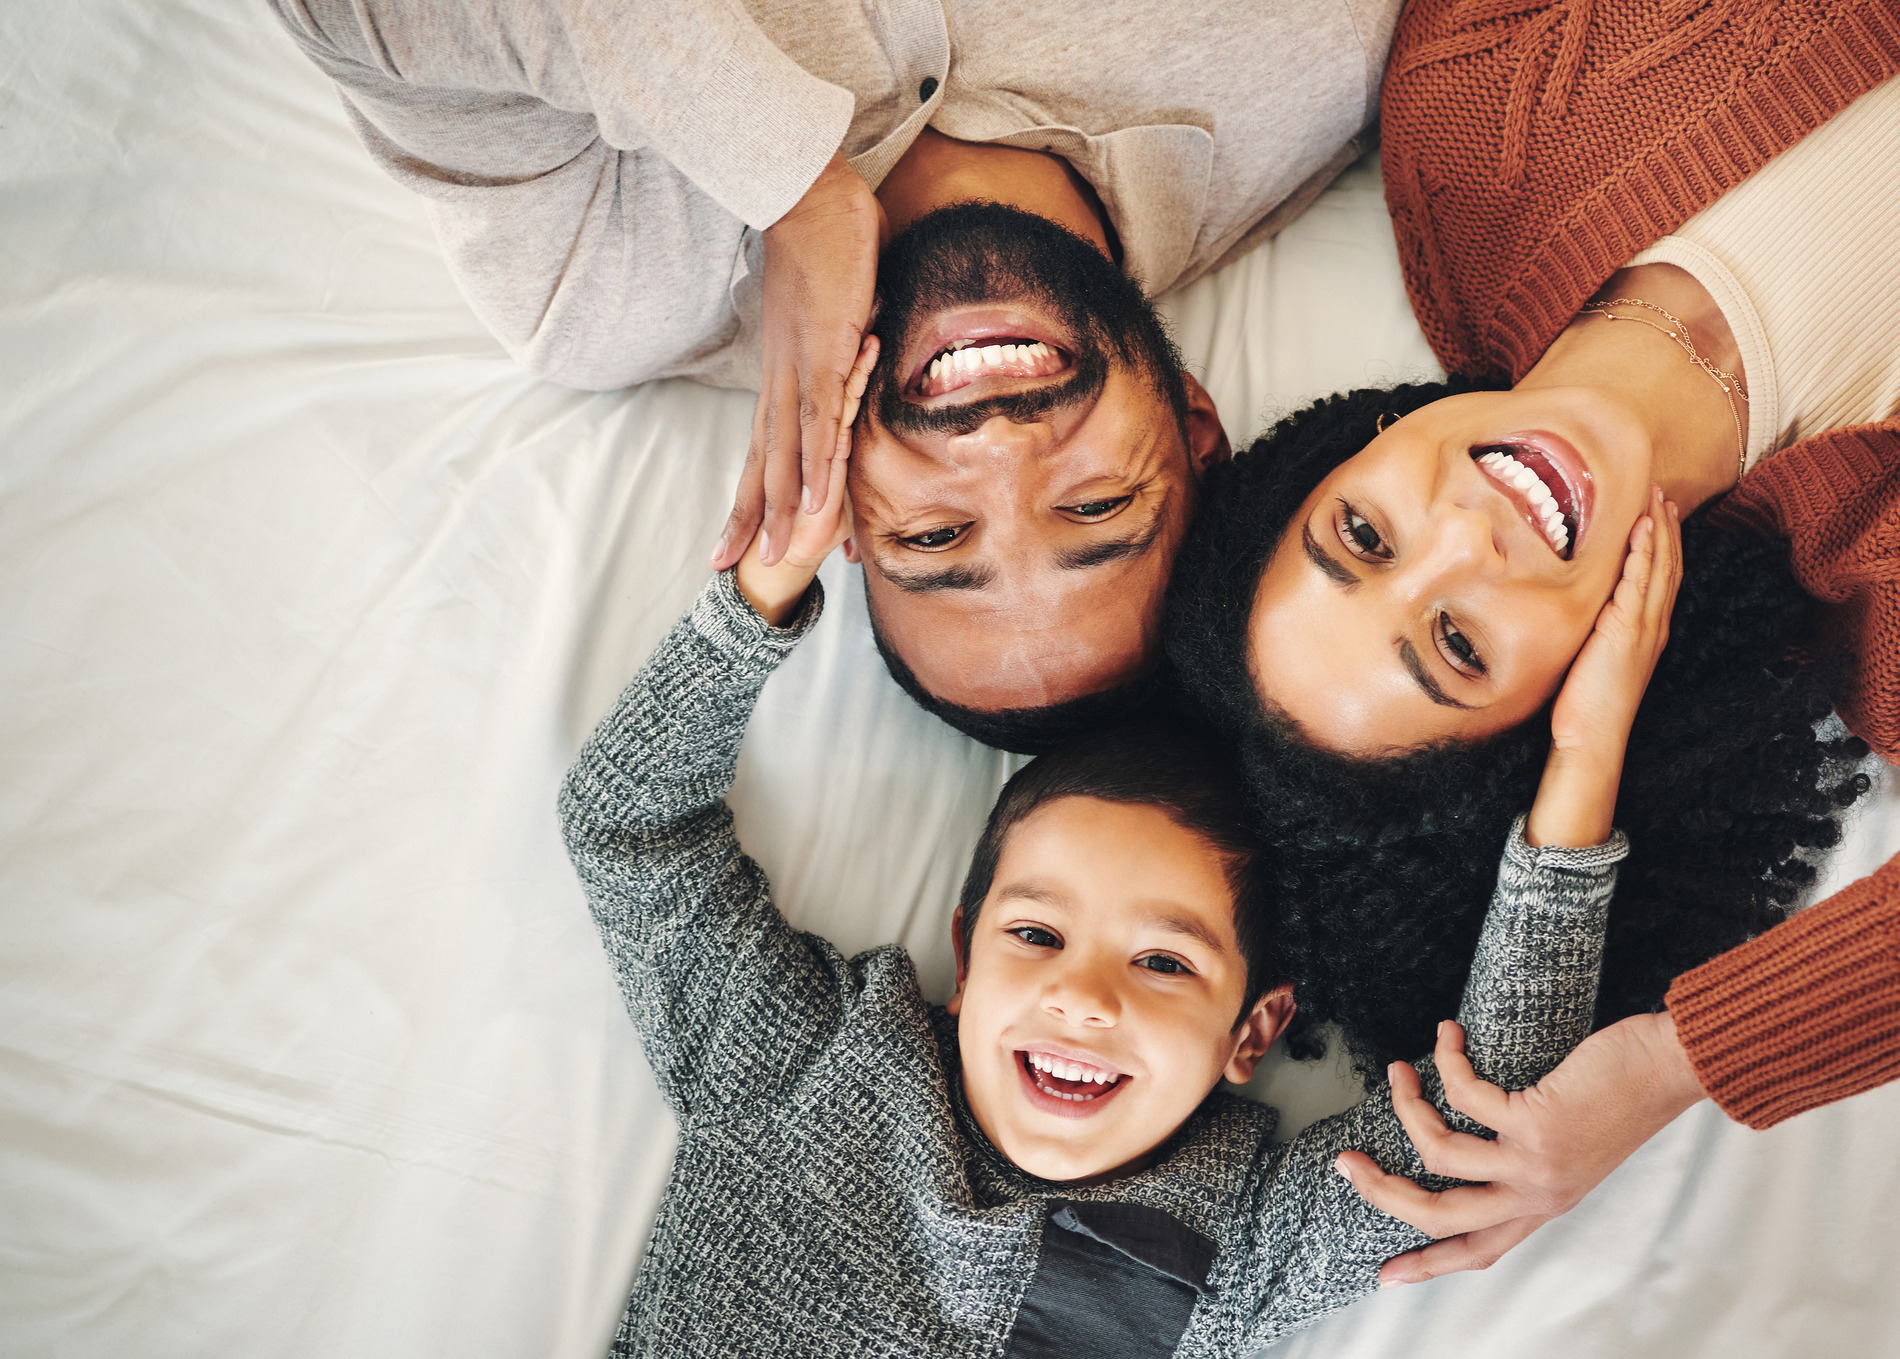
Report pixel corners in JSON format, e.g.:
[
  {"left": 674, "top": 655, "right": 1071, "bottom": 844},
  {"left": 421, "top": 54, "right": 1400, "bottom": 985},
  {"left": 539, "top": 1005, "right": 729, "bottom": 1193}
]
[
  {"left": 1224, "top": 982, "right": 1296, "bottom": 1084},
  {"left": 1181, "top": 372, "right": 1232, "bottom": 478},
  {"left": 946, "top": 906, "right": 969, "bottom": 1015}
]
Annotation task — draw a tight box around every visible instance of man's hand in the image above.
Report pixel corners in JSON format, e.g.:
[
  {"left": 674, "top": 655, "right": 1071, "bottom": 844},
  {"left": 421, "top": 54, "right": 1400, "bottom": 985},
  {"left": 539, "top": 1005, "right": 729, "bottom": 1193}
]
[
  {"left": 711, "top": 152, "right": 886, "bottom": 573},
  {"left": 733, "top": 336, "right": 878, "bottom": 626},
  {"left": 1527, "top": 486, "right": 1681, "bottom": 848},
  {"left": 1334, "top": 1013, "right": 1706, "bottom": 1286}
]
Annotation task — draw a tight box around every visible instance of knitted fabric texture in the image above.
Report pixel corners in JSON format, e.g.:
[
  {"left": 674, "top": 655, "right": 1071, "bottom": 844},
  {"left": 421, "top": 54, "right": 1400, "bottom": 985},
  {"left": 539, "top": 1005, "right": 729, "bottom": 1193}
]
[
  {"left": 558, "top": 571, "right": 1627, "bottom": 1358},
  {"left": 1668, "top": 852, "right": 1900, "bottom": 1128},
  {"left": 1713, "top": 420, "right": 1900, "bottom": 761},
  {"left": 1380, "top": 0, "right": 1900, "bottom": 384}
]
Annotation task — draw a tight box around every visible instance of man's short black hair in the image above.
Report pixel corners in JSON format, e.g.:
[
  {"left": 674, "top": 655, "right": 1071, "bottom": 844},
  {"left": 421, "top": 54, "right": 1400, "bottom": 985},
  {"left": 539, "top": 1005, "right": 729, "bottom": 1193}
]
[
  {"left": 955, "top": 724, "right": 1287, "bottom": 1024},
  {"left": 1163, "top": 381, "right": 1869, "bottom": 1073},
  {"left": 869, "top": 610, "right": 1167, "bottom": 754}
]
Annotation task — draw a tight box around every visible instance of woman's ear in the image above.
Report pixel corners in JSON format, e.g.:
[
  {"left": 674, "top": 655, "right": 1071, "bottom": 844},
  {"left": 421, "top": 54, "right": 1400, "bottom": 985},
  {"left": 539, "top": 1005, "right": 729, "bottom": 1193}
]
[
  {"left": 1182, "top": 372, "right": 1232, "bottom": 477},
  {"left": 946, "top": 906, "right": 969, "bottom": 1015},
  {"left": 1224, "top": 982, "right": 1296, "bottom": 1084}
]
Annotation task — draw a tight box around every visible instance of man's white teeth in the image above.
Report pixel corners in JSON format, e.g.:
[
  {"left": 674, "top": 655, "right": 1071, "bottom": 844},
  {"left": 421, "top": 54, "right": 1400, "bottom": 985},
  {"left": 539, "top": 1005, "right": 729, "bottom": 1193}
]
[
  {"left": 1026, "top": 1052, "right": 1114, "bottom": 1084},
  {"left": 926, "top": 341, "right": 1054, "bottom": 385},
  {"left": 1477, "top": 449, "right": 1571, "bottom": 554}
]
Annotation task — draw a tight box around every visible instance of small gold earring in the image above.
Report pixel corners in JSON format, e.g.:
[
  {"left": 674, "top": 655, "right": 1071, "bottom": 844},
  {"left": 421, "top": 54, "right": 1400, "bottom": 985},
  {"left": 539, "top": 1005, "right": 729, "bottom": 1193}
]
[{"left": 1375, "top": 411, "right": 1396, "bottom": 435}]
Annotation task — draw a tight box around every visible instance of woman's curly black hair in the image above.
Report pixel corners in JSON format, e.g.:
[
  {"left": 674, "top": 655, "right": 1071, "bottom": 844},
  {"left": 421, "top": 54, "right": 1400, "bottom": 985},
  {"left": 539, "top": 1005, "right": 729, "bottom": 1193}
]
[{"left": 1164, "top": 380, "right": 1869, "bottom": 1075}]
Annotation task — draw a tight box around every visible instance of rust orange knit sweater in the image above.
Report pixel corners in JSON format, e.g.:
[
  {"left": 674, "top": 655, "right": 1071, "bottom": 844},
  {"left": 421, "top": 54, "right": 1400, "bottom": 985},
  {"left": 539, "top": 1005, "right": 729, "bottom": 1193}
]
[{"left": 1382, "top": 0, "right": 1900, "bottom": 1128}]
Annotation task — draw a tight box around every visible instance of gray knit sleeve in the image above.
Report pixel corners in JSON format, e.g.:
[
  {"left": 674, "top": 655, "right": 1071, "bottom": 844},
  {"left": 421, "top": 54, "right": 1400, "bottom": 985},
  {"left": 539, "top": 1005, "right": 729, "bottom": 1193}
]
[
  {"left": 558, "top": 572, "right": 856, "bottom": 1121},
  {"left": 1217, "top": 816, "right": 1627, "bottom": 1352}
]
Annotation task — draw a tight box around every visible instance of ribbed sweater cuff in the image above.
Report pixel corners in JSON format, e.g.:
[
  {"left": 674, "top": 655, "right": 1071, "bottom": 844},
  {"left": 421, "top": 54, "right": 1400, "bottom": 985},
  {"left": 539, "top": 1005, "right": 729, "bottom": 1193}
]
[
  {"left": 1666, "top": 853, "right": 1900, "bottom": 1129},
  {"left": 689, "top": 569, "right": 824, "bottom": 661}
]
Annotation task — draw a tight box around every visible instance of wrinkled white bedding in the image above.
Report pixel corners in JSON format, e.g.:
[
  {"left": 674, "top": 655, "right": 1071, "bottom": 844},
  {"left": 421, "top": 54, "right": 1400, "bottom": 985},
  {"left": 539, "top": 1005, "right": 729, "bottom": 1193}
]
[{"left": 2, "top": 3, "right": 1896, "bottom": 1356}]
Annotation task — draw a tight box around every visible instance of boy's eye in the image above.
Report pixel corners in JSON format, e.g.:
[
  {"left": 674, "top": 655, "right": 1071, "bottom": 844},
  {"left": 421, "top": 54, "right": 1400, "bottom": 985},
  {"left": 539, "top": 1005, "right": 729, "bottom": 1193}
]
[
  {"left": 1335, "top": 499, "right": 1391, "bottom": 561},
  {"left": 1138, "top": 954, "right": 1191, "bottom": 976},
  {"left": 1010, "top": 926, "right": 1061, "bottom": 949}
]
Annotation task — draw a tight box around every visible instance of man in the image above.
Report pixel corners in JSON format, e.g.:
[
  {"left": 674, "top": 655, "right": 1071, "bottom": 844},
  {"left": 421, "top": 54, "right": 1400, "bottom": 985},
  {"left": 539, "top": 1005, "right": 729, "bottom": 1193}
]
[{"left": 271, "top": 0, "right": 1399, "bottom": 749}]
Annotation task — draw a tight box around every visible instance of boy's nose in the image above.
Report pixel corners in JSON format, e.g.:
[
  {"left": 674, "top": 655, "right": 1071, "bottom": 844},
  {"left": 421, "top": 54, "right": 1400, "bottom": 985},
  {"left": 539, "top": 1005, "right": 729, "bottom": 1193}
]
[{"left": 1040, "top": 964, "right": 1120, "bottom": 1027}]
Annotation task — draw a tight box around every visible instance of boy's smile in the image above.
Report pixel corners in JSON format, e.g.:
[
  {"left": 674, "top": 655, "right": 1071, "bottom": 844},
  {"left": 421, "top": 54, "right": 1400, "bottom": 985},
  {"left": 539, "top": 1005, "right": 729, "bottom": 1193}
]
[{"left": 949, "top": 796, "right": 1292, "bottom": 1183}]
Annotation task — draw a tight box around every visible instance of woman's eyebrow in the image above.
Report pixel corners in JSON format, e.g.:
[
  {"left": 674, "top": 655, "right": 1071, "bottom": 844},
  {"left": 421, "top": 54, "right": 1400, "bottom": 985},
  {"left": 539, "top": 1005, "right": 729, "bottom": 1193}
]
[
  {"left": 1301, "top": 522, "right": 1360, "bottom": 588},
  {"left": 1398, "top": 638, "right": 1476, "bottom": 709}
]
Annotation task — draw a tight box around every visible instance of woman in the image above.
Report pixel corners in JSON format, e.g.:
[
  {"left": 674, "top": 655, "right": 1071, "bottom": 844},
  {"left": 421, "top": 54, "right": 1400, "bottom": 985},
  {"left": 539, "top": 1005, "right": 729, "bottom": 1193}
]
[{"left": 1166, "top": 0, "right": 1900, "bottom": 1102}]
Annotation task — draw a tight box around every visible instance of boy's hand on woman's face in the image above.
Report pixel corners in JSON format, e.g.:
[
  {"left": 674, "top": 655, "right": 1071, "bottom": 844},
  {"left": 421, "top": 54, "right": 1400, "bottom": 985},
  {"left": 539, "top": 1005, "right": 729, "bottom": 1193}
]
[
  {"left": 711, "top": 152, "right": 887, "bottom": 573},
  {"left": 733, "top": 336, "right": 879, "bottom": 627},
  {"left": 1527, "top": 486, "right": 1681, "bottom": 846}
]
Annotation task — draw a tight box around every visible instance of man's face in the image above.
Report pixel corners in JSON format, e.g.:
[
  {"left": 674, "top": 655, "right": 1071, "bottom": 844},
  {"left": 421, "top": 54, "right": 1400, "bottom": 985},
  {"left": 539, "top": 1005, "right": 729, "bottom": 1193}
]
[
  {"left": 948, "top": 796, "right": 1287, "bottom": 1184},
  {"left": 851, "top": 204, "right": 1226, "bottom": 712}
]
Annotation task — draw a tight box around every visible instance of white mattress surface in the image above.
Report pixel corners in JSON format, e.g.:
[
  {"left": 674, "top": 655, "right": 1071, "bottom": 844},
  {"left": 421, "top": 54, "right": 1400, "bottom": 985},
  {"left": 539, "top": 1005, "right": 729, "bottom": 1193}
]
[{"left": 2, "top": 4, "right": 1896, "bottom": 1357}]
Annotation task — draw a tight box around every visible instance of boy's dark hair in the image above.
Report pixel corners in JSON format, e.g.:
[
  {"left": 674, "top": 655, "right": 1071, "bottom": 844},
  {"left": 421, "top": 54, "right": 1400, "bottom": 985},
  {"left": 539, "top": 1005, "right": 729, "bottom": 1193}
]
[
  {"left": 1164, "top": 381, "right": 1870, "bottom": 1074},
  {"left": 955, "top": 724, "right": 1286, "bottom": 1025}
]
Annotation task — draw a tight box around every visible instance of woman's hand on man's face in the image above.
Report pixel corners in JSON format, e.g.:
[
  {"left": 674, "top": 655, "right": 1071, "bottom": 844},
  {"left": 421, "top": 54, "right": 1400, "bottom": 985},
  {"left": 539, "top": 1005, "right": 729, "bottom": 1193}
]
[
  {"left": 733, "top": 336, "right": 878, "bottom": 627},
  {"left": 1526, "top": 484, "right": 1682, "bottom": 847},
  {"left": 713, "top": 152, "right": 887, "bottom": 573},
  {"left": 1334, "top": 1012, "right": 1706, "bottom": 1287}
]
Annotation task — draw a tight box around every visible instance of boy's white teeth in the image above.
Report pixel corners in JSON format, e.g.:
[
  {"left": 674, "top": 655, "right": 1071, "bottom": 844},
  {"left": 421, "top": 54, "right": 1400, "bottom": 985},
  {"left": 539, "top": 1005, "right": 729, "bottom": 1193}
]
[
  {"left": 1027, "top": 1052, "right": 1114, "bottom": 1085},
  {"left": 1477, "top": 449, "right": 1572, "bottom": 554}
]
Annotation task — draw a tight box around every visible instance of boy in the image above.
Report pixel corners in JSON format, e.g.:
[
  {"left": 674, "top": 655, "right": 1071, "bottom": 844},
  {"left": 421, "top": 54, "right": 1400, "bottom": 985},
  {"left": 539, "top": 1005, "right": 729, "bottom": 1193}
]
[{"left": 560, "top": 344, "right": 1676, "bottom": 1356}]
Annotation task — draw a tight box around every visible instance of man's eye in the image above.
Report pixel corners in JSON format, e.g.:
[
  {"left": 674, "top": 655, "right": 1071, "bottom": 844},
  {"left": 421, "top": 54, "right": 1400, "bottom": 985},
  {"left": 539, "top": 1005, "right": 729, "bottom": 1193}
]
[
  {"left": 1010, "top": 926, "right": 1061, "bottom": 949},
  {"left": 1139, "top": 954, "right": 1190, "bottom": 976},
  {"left": 1337, "top": 500, "right": 1390, "bottom": 561},
  {"left": 900, "top": 524, "right": 968, "bottom": 551},
  {"left": 1059, "top": 495, "right": 1132, "bottom": 520},
  {"left": 1437, "top": 611, "right": 1486, "bottom": 676}
]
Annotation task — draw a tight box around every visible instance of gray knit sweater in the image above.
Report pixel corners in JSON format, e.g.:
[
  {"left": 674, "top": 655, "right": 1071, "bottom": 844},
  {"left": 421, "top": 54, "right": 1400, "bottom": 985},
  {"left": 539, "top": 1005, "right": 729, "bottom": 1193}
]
[{"left": 559, "top": 572, "right": 1627, "bottom": 1359}]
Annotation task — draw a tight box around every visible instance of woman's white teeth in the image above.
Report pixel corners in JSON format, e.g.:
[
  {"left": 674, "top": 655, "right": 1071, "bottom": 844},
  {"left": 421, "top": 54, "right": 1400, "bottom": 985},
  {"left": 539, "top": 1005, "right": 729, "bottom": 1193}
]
[{"left": 1478, "top": 449, "right": 1571, "bottom": 554}]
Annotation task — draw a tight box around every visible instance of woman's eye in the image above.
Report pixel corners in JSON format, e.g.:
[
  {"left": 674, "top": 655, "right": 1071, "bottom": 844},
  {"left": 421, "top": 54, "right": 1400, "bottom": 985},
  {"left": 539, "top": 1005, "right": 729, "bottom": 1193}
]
[
  {"left": 1138, "top": 954, "right": 1190, "bottom": 976},
  {"left": 1336, "top": 500, "right": 1391, "bottom": 561},
  {"left": 1436, "top": 611, "right": 1486, "bottom": 677},
  {"left": 1010, "top": 926, "right": 1061, "bottom": 949},
  {"left": 1059, "top": 495, "right": 1132, "bottom": 520},
  {"left": 900, "top": 524, "right": 968, "bottom": 551}
]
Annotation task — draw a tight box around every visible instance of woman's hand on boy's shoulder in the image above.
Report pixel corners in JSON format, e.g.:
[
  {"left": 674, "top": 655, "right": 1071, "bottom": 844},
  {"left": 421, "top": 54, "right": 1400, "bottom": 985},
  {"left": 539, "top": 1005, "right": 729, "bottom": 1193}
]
[
  {"left": 1528, "top": 487, "right": 1682, "bottom": 847},
  {"left": 1333, "top": 1013, "right": 1705, "bottom": 1286},
  {"left": 733, "top": 335, "right": 878, "bottom": 627}
]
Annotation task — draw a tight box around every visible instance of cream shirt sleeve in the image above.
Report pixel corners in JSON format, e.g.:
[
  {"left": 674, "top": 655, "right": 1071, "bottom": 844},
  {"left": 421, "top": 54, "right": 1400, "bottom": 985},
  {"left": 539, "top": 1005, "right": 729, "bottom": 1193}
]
[{"left": 268, "top": 0, "right": 856, "bottom": 388}]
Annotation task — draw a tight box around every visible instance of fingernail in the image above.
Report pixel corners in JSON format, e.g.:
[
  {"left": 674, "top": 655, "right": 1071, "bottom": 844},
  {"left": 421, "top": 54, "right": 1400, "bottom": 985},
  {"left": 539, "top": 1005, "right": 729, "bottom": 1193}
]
[
  {"left": 1333, "top": 1156, "right": 1352, "bottom": 1180},
  {"left": 1380, "top": 1279, "right": 1408, "bottom": 1290},
  {"left": 801, "top": 485, "right": 816, "bottom": 515},
  {"left": 758, "top": 530, "right": 771, "bottom": 563}
]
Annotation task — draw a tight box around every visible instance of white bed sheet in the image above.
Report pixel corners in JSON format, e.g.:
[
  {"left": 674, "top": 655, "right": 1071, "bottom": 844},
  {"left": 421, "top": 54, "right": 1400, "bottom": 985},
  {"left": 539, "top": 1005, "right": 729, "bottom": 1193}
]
[{"left": 1, "top": 3, "right": 1895, "bottom": 1356}]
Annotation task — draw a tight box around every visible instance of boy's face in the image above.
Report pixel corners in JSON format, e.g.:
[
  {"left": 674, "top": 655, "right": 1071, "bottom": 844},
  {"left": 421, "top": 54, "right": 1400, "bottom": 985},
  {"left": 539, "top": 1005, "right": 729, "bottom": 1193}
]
[{"left": 948, "top": 796, "right": 1293, "bottom": 1184}]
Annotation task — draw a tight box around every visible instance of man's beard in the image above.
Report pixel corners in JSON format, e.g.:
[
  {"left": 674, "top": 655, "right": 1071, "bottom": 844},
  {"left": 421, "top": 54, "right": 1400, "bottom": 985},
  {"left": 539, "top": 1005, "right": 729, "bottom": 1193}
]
[{"left": 865, "top": 201, "right": 1187, "bottom": 439}]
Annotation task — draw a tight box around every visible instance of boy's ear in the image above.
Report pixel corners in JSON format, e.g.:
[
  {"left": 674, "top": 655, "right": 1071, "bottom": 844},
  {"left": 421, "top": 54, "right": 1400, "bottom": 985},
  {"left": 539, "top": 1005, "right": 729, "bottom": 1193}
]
[
  {"left": 946, "top": 907, "right": 969, "bottom": 1015},
  {"left": 1224, "top": 982, "right": 1296, "bottom": 1084}
]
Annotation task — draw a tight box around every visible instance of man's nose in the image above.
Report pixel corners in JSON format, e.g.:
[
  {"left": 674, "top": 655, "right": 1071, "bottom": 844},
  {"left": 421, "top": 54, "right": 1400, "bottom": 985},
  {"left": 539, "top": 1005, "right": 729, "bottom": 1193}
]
[
  {"left": 1040, "top": 957, "right": 1120, "bottom": 1028},
  {"left": 943, "top": 413, "right": 1052, "bottom": 467}
]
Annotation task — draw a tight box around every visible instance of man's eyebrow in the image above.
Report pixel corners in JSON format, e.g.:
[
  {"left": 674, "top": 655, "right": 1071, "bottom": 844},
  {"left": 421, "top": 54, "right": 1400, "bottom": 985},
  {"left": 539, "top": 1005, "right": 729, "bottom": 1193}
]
[
  {"left": 1146, "top": 910, "right": 1229, "bottom": 955},
  {"left": 1398, "top": 638, "right": 1476, "bottom": 710},
  {"left": 1301, "top": 521, "right": 1360, "bottom": 588},
  {"left": 873, "top": 559, "right": 996, "bottom": 594},
  {"left": 1055, "top": 490, "right": 1170, "bottom": 571}
]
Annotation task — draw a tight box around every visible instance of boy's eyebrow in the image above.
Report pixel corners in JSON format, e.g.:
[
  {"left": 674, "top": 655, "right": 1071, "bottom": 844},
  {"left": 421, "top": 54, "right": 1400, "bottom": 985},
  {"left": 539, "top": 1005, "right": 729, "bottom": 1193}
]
[
  {"left": 994, "top": 883, "right": 1069, "bottom": 908},
  {"left": 1145, "top": 910, "right": 1229, "bottom": 955}
]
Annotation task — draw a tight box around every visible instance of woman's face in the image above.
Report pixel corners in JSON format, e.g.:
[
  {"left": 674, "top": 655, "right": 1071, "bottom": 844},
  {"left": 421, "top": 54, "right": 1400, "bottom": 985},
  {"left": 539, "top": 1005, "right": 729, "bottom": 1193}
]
[{"left": 1248, "top": 387, "right": 1660, "bottom": 753}]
